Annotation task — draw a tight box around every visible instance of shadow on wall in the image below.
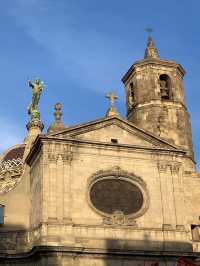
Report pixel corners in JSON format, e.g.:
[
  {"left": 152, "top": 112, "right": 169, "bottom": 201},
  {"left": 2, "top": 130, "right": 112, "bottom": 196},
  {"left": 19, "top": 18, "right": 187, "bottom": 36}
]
[
  {"left": 0, "top": 223, "right": 27, "bottom": 253},
  {"left": 104, "top": 233, "right": 195, "bottom": 266},
  {"left": 105, "top": 232, "right": 193, "bottom": 252},
  {"left": 0, "top": 231, "right": 196, "bottom": 266},
  {"left": 0, "top": 223, "right": 26, "bottom": 231}
]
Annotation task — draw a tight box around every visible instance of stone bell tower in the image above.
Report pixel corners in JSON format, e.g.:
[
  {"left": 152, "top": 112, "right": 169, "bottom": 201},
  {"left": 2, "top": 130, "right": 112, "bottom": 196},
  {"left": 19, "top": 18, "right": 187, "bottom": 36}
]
[{"left": 122, "top": 36, "right": 194, "bottom": 158}]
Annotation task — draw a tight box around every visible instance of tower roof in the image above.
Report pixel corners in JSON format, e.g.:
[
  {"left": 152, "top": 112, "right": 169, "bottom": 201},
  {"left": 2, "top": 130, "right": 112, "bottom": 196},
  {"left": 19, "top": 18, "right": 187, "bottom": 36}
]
[
  {"left": 122, "top": 36, "right": 185, "bottom": 84},
  {"left": 144, "top": 36, "right": 160, "bottom": 59}
]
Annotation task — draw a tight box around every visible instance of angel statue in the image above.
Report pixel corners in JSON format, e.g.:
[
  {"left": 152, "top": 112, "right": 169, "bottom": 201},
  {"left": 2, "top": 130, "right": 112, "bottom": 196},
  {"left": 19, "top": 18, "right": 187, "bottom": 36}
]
[{"left": 28, "top": 78, "right": 45, "bottom": 119}]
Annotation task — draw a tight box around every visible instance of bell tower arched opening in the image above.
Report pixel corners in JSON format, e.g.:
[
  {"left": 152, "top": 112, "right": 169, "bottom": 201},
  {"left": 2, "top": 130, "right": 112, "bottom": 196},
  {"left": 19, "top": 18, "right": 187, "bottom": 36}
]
[{"left": 159, "top": 74, "right": 171, "bottom": 100}]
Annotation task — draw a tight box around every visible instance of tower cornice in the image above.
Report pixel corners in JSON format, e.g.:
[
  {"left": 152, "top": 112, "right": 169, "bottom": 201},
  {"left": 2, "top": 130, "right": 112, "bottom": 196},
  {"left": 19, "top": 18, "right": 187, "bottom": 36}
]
[{"left": 122, "top": 59, "right": 185, "bottom": 84}]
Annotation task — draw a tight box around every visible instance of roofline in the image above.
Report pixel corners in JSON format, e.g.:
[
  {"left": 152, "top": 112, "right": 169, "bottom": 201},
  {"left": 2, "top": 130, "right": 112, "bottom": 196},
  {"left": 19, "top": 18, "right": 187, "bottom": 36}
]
[
  {"left": 49, "top": 115, "right": 182, "bottom": 151},
  {"left": 25, "top": 115, "right": 190, "bottom": 165},
  {"left": 48, "top": 116, "right": 113, "bottom": 136}
]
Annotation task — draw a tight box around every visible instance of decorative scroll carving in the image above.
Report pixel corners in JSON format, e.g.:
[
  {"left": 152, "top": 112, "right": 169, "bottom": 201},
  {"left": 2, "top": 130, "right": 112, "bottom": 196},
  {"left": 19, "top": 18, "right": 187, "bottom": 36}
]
[
  {"left": 103, "top": 211, "right": 138, "bottom": 227},
  {"left": 0, "top": 158, "right": 23, "bottom": 194}
]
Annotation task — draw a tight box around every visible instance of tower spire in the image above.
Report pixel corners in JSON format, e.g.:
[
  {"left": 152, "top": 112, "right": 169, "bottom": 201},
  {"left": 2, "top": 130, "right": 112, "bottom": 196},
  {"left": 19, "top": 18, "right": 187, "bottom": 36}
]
[{"left": 144, "top": 34, "right": 160, "bottom": 59}]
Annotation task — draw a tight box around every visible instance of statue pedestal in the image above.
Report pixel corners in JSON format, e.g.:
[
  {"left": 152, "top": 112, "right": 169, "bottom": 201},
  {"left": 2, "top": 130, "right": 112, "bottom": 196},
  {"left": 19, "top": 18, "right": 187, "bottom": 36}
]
[
  {"left": 23, "top": 119, "right": 44, "bottom": 160},
  {"left": 26, "top": 119, "right": 44, "bottom": 134}
]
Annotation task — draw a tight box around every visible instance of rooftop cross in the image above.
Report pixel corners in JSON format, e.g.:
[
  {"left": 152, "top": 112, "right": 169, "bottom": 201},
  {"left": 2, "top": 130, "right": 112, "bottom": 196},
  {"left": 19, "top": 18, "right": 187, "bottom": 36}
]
[
  {"left": 105, "top": 91, "right": 119, "bottom": 117},
  {"left": 106, "top": 92, "right": 118, "bottom": 107},
  {"left": 144, "top": 28, "right": 160, "bottom": 59},
  {"left": 145, "top": 28, "right": 154, "bottom": 36}
]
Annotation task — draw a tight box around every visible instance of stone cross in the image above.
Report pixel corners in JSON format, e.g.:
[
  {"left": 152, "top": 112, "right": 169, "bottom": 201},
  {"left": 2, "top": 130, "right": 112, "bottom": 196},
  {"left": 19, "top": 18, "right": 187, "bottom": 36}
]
[
  {"left": 106, "top": 92, "right": 118, "bottom": 107},
  {"left": 145, "top": 27, "right": 154, "bottom": 36},
  {"left": 105, "top": 92, "right": 119, "bottom": 117}
]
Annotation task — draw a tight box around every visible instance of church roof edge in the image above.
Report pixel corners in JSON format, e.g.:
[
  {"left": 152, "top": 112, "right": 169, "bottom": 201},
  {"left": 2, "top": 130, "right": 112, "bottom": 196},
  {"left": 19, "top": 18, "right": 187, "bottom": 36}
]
[{"left": 25, "top": 115, "right": 187, "bottom": 166}]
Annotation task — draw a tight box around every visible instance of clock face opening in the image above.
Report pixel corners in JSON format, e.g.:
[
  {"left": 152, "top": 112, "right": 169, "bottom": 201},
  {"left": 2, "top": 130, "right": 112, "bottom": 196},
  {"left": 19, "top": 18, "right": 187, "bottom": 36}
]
[{"left": 89, "top": 178, "right": 143, "bottom": 216}]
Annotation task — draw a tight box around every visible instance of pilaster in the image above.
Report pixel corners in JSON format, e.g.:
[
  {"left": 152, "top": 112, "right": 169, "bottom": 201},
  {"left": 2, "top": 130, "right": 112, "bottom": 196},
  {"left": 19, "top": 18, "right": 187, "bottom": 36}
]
[{"left": 157, "top": 162, "right": 177, "bottom": 228}]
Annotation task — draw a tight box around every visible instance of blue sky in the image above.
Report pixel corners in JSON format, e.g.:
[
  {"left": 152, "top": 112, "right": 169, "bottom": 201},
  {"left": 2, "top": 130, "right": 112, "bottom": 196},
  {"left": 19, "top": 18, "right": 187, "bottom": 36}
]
[{"left": 0, "top": 0, "right": 199, "bottom": 168}]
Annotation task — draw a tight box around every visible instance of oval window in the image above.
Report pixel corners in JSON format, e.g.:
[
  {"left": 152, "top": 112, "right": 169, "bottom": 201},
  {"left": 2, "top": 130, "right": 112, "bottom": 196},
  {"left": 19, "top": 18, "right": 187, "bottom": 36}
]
[{"left": 89, "top": 178, "right": 143, "bottom": 216}]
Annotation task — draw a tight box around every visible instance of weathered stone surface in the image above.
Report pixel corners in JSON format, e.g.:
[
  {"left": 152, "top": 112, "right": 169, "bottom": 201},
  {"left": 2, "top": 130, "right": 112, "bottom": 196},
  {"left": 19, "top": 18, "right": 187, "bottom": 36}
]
[
  {"left": 0, "top": 38, "right": 200, "bottom": 265},
  {"left": 122, "top": 59, "right": 194, "bottom": 158}
]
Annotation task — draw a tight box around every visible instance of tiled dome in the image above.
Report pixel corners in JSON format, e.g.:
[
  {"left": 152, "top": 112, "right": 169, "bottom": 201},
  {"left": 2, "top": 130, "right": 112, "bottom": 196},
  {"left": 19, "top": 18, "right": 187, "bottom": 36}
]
[{"left": 2, "top": 145, "right": 25, "bottom": 162}]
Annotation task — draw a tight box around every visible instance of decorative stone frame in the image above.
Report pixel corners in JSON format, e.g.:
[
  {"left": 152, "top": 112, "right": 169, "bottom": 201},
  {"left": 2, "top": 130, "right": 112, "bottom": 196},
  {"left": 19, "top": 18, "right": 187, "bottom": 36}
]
[{"left": 87, "top": 167, "right": 149, "bottom": 220}]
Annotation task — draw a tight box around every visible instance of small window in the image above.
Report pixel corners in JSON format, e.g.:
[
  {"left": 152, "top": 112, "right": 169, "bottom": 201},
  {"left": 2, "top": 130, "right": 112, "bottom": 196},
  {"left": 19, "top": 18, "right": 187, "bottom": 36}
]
[
  {"left": 128, "top": 82, "right": 135, "bottom": 108},
  {"left": 191, "top": 225, "right": 200, "bottom": 241},
  {"left": 111, "top": 138, "right": 118, "bottom": 144},
  {"left": 159, "top": 74, "right": 171, "bottom": 100},
  {"left": 0, "top": 205, "right": 4, "bottom": 225}
]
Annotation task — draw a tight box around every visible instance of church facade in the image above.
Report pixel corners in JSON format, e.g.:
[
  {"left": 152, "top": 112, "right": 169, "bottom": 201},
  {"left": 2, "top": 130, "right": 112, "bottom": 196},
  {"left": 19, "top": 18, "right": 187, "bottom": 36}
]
[{"left": 0, "top": 37, "right": 200, "bottom": 265}]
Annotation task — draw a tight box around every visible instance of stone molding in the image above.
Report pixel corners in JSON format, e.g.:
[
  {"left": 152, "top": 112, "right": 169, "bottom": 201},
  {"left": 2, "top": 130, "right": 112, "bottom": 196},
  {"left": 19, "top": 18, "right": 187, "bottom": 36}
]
[
  {"left": 50, "top": 115, "right": 181, "bottom": 151},
  {"left": 26, "top": 119, "right": 44, "bottom": 131},
  {"left": 0, "top": 223, "right": 190, "bottom": 254},
  {"left": 47, "top": 152, "right": 73, "bottom": 163},
  {"left": 157, "top": 162, "right": 181, "bottom": 174},
  {"left": 88, "top": 166, "right": 147, "bottom": 187},
  {"left": 43, "top": 143, "right": 73, "bottom": 163}
]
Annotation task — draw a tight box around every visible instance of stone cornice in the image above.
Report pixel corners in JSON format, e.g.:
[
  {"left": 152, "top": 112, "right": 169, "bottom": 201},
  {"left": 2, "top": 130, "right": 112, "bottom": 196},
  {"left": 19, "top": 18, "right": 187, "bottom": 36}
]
[
  {"left": 26, "top": 135, "right": 186, "bottom": 166},
  {"left": 122, "top": 58, "right": 185, "bottom": 84},
  {"left": 49, "top": 116, "right": 182, "bottom": 150},
  {"left": 0, "top": 245, "right": 199, "bottom": 261},
  {"left": 25, "top": 115, "right": 187, "bottom": 166}
]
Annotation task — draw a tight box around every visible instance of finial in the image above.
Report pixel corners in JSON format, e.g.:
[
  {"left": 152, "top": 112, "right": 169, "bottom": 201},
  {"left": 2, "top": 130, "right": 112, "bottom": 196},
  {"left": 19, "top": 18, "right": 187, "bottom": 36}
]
[
  {"left": 144, "top": 28, "right": 160, "bottom": 59},
  {"left": 105, "top": 92, "right": 119, "bottom": 117},
  {"left": 47, "top": 103, "right": 65, "bottom": 133},
  {"left": 54, "top": 103, "right": 62, "bottom": 122}
]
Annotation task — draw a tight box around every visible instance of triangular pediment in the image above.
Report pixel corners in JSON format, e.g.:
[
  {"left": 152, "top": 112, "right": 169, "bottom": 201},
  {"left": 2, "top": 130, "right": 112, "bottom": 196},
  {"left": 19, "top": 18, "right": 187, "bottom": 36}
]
[{"left": 49, "top": 116, "right": 181, "bottom": 151}]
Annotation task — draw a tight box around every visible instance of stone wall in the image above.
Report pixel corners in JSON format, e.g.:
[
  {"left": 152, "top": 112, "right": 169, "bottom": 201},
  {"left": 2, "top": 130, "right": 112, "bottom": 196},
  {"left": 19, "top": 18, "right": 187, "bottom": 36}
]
[{"left": 124, "top": 61, "right": 194, "bottom": 158}]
